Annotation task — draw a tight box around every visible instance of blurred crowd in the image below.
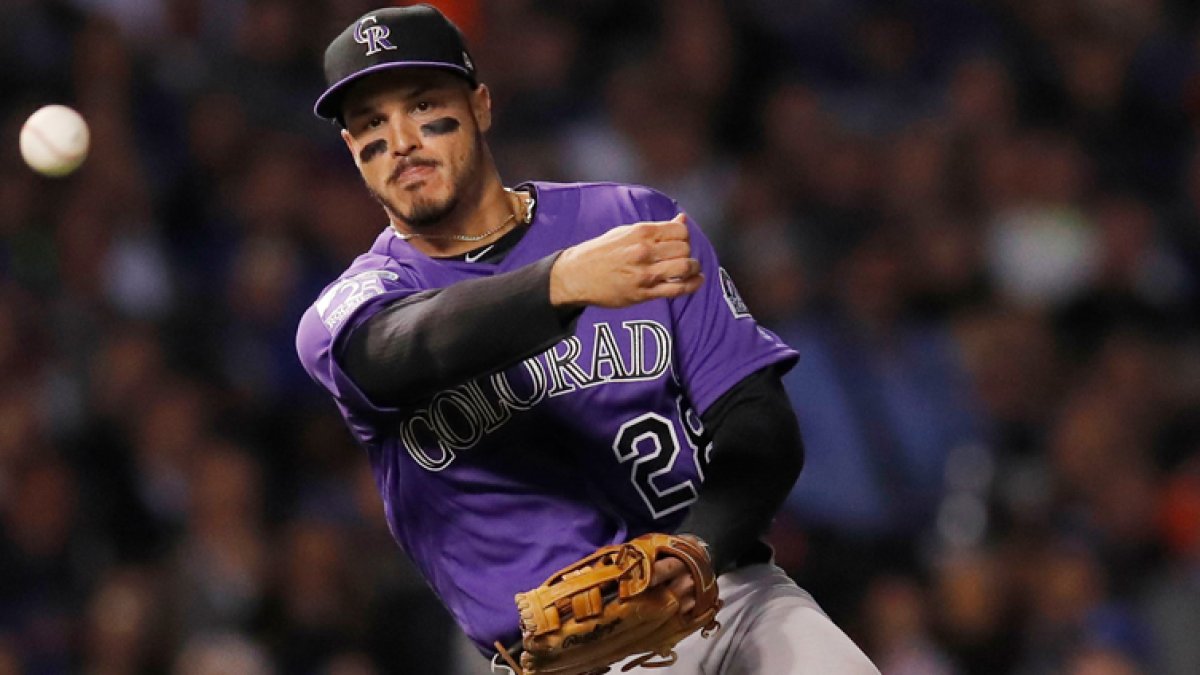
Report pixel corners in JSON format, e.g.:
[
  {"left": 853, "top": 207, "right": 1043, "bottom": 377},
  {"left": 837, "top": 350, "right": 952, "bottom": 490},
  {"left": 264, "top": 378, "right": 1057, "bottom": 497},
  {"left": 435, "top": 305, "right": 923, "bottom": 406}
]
[{"left": 1, "top": 0, "right": 1198, "bottom": 673}]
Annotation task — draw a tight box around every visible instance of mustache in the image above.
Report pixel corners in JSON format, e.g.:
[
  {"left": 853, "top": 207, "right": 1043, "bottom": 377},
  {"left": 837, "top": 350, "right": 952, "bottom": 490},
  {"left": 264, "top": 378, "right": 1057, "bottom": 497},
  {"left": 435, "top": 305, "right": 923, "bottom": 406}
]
[{"left": 387, "top": 156, "right": 440, "bottom": 184}]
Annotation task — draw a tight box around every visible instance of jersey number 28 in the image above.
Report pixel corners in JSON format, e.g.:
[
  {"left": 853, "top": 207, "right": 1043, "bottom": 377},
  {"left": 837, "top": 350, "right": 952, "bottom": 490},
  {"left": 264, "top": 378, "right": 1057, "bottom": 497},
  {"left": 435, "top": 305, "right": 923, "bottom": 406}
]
[{"left": 611, "top": 396, "right": 712, "bottom": 519}]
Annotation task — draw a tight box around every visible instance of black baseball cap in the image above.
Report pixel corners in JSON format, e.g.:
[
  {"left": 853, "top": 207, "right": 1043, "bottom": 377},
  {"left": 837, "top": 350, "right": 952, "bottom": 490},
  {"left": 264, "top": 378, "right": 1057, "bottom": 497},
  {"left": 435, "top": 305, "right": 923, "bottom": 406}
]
[{"left": 314, "top": 4, "right": 477, "bottom": 122}]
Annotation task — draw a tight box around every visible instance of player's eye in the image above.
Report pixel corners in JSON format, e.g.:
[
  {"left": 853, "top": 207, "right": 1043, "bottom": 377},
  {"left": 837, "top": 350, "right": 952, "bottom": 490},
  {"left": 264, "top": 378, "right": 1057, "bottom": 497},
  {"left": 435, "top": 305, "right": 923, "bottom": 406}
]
[
  {"left": 412, "top": 100, "right": 437, "bottom": 114},
  {"left": 367, "top": 115, "right": 386, "bottom": 129}
]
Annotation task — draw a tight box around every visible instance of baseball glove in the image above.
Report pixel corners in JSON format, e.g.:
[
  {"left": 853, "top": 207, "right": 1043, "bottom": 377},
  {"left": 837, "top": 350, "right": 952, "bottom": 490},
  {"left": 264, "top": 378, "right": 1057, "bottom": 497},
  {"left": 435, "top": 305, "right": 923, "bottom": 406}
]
[{"left": 494, "top": 533, "right": 722, "bottom": 675}]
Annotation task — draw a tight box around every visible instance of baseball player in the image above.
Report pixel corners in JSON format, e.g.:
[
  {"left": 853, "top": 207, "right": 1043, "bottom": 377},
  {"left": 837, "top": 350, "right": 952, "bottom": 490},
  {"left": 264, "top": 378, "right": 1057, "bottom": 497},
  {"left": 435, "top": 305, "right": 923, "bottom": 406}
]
[{"left": 296, "top": 5, "right": 878, "bottom": 674}]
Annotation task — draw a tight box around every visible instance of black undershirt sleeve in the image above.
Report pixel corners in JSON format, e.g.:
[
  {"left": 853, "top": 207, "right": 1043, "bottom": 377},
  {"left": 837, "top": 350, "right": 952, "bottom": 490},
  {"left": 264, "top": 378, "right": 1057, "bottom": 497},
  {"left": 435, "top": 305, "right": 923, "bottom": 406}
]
[
  {"left": 341, "top": 252, "right": 582, "bottom": 407},
  {"left": 676, "top": 365, "right": 804, "bottom": 574}
]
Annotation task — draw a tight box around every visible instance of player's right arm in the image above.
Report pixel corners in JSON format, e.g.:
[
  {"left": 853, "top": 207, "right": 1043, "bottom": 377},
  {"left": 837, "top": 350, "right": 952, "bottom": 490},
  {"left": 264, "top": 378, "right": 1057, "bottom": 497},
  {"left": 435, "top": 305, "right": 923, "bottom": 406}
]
[{"left": 343, "top": 215, "right": 701, "bottom": 407}]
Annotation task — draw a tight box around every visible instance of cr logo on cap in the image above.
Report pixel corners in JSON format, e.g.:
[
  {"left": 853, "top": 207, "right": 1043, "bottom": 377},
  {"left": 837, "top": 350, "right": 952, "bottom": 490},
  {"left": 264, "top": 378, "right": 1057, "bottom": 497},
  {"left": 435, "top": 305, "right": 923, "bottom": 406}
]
[{"left": 354, "top": 15, "right": 397, "bottom": 56}]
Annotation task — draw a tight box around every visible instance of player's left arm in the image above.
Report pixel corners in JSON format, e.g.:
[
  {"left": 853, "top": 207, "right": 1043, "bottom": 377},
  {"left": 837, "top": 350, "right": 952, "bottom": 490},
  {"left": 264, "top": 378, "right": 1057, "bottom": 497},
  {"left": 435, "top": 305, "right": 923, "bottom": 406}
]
[
  {"left": 678, "top": 365, "right": 803, "bottom": 573},
  {"left": 649, "top": 366, "right": 803, "bottom": 610}
]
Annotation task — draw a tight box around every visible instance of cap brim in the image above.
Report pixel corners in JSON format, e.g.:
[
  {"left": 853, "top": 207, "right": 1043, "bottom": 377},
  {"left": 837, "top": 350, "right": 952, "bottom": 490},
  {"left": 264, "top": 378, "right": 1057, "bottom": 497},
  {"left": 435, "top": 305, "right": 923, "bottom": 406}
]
[{"left": 313, "top": 61, "right": 475, "bottom": 121}]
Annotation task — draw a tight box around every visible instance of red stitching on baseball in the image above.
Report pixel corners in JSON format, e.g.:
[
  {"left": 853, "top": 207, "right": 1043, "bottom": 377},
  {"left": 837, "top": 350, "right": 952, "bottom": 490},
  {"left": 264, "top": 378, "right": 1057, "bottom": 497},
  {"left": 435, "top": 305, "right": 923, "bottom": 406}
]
[{"left": 25, "top": 122, "right": 85, "bottom": 164}]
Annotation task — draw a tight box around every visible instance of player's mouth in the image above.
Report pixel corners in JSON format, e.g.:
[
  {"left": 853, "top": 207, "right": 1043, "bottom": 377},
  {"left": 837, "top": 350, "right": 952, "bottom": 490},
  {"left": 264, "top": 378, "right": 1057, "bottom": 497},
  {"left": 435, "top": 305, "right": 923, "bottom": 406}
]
[{"left": 389, "top": 159, "right": 439, "bottom": 186}]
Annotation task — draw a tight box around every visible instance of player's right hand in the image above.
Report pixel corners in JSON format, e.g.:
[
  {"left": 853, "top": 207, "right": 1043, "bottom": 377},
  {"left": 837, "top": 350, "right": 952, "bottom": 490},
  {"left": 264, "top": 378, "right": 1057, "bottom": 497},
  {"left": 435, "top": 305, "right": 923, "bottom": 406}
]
[{"left": 549, "top": 213, "right": 703, "bottom": 308}]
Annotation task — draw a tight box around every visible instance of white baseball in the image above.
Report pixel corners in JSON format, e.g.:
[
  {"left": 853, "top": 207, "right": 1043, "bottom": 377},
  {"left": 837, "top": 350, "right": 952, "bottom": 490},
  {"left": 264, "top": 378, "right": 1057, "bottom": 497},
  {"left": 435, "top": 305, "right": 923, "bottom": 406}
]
[{"left": 20, "top": 105, "right": 90, "bottom": 177}]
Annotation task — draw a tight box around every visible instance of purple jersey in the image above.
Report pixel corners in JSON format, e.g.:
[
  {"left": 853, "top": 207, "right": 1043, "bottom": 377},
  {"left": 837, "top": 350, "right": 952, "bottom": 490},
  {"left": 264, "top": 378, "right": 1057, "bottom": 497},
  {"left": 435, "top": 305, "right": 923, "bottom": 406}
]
[{"left": 295, "top": 182, "right": 798, "bottom": 652}]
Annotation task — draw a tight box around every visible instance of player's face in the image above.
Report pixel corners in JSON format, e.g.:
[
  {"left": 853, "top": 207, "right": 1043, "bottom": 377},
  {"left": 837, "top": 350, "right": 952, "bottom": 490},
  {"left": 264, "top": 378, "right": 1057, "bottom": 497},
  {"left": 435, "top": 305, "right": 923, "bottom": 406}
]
[{"left": 340, "top": 69, "right": 492, "bottom": 228}]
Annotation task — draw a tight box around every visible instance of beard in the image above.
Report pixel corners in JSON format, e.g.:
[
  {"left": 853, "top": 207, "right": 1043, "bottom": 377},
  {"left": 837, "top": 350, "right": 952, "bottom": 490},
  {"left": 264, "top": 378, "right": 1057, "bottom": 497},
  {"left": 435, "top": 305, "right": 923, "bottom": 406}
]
[
  {"left": 367, "top": 127, "right": 485, "bottom": 231},
  {"left": 368, "top": 184, "right": 458, "bottom": 229}
]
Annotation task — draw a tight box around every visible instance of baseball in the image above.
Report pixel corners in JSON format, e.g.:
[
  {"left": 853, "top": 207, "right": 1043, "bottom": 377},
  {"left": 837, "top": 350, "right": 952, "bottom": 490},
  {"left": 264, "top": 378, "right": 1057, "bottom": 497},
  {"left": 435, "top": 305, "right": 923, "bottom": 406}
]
[{"left": 19, "top": 104, "right": 90, "bottom": 177}]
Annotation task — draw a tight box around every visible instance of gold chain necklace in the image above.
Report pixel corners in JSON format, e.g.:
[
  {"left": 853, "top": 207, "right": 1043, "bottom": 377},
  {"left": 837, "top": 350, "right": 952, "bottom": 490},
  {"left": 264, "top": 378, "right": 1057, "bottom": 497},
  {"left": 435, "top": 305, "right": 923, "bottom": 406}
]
[{"left": 393, "top": 189, "right": 534, "bottom": 242}]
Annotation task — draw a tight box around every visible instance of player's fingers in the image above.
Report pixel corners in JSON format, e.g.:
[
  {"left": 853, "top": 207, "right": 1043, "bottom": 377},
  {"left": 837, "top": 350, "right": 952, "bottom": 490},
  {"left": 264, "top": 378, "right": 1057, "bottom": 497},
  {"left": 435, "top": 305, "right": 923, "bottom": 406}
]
[
  {"left": 668, "top": 574, "right": 694, "bottom": 596},
  {"left": 650, "top": 557, "right": 687, "bottom": 586},
  {"left": 649, "top": 258, "right": 701, "bottom": 284},
  {"left": 667, "top": 574, "right": 696, "bottom": 614},
  {"left": 642, "top": 272, "right": 704, "bottom": 300},
  {"left": 650, "top": 239, "right": 691, "bottom": 262},
  {"left": 650, "top": 214, "right": 689, "bottom": 242}
]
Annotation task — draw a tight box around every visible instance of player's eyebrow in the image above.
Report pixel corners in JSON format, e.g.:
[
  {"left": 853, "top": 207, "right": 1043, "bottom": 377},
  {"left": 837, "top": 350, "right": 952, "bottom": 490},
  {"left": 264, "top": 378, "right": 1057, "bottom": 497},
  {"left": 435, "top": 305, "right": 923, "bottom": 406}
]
[
  {"left": 344, "top": 101, "right": 380, "bottom": 126},
  {"left": 345, "top": 82, "right": 447, "bottom": 124}
]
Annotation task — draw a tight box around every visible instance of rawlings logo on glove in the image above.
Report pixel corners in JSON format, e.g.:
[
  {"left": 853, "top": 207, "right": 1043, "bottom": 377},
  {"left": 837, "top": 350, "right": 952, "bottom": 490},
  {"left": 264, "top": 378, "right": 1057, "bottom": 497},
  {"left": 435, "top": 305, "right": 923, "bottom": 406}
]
[{"left": 495, "top": 533, "right": 722, "bottom": 675}]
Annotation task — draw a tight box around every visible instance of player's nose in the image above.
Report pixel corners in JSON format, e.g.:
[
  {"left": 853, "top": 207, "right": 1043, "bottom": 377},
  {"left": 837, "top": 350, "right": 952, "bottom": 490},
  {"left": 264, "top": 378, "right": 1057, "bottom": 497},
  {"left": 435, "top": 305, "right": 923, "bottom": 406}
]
[{"left": 386, "top": 117, "right": 421, "bottom": 156}]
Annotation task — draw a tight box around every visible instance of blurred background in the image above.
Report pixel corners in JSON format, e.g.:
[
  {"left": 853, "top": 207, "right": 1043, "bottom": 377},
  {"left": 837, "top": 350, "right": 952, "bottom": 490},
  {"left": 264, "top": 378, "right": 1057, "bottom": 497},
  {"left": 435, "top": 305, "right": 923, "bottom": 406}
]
[{"left": 1, "top": 0, "right": 1198, "bottom": 673}]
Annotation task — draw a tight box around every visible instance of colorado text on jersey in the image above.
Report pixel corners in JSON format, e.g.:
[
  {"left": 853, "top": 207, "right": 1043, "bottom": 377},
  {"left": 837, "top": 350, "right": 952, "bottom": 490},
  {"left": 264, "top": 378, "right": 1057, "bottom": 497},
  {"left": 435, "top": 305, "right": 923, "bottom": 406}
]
[{"left": 399, "top": 320, "right": 673, "bottom": 471}]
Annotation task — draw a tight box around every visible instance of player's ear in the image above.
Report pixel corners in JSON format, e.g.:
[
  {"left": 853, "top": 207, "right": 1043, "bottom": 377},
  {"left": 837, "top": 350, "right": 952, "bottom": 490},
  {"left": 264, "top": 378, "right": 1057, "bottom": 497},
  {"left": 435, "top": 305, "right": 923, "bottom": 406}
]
[
  {"left": 340, "top": 128, "right": 362, "bottom": 169},
  {"left": 470, "top": 83, "right": 492, "bottom": 133}
]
